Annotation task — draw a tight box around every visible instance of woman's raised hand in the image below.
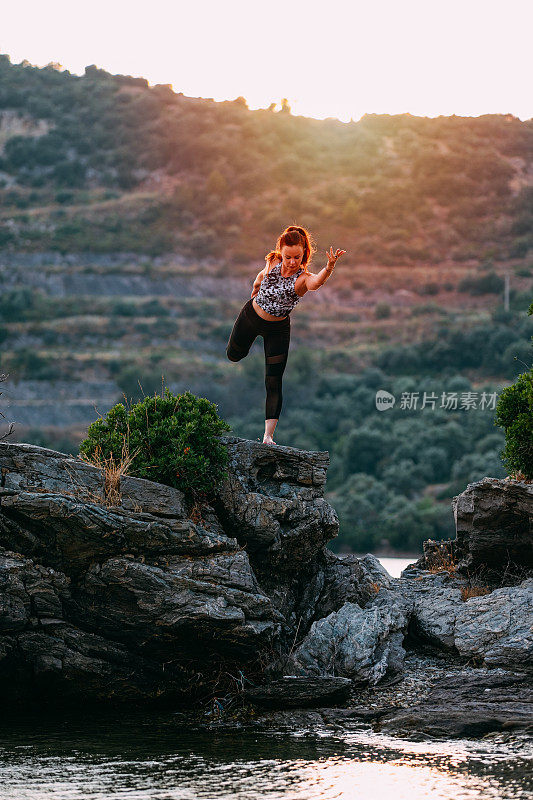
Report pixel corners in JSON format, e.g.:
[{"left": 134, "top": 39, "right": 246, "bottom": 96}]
[{"left": 327, "top": 246, "right": 346, "bottom": 269}]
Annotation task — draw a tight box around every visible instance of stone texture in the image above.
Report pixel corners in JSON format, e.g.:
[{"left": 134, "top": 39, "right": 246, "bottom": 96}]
[
  {"left": 454, "top": 478, "right": 532, "bottom": 583},
  {"left": 289, "top": 587, "right": 411, "bottom": 685},
  {"left": 214, "top": 436, "right": 338, "bottom": 568},
  {"left": 0, "top": 489, "right": 233, "bottom": 576},
  {"left": 454, "top": 579, "right": 533, "bottom": 670},
  {"left": 245, "top": 676, "right": 352, "bottom": 708},
  {"left": 393, "top": 569, "right": 533, "bottom": 672},
  {"left": 379, "top": 669, "right": 533, "bottom": 738},
  {"left": 412, "top": 478, "right": 532, "bottom": 586},
  {"left": 0, "top": 441, "right": 188, "bottom": 518},
  {"left": 1, "top": 438, "right": 532, "bottom": 719}
]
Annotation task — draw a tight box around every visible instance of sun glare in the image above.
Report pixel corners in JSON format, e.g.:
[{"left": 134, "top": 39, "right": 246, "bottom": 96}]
[{"left": 1, "top": 0, "right": 532, "bottom": 122}]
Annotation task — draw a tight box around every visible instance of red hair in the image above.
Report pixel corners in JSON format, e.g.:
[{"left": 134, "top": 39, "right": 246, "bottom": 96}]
[{"left": 265, "top": 225, "right": 316, "bottom": 273}]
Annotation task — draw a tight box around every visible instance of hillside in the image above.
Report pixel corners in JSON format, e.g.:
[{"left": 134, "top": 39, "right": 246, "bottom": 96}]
[{"left": 0, "top": 55, "right": 532, "bottom": 265}]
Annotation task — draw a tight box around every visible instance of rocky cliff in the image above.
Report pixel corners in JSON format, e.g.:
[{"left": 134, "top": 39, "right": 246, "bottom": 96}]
[
  {"left": 0, "top": 437, "right": 531, "bottom": 736},
  {"left": 0, "top": 437, "right": 374, "bottom": 707}
]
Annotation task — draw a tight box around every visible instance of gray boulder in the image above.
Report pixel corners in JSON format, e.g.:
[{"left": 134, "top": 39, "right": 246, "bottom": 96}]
[
  {"left": 289, "top": 587, "right": 411, "bottom": 685},
  {"left": 398, "top": 569, "right": 467, "bottom": 648},
  {"left": 394, "top": 570, "right": 533, "bottom": 672},
  {"left": 454, "top": 579, "right": 533, "bottom": 670},
  {"left": 452, "top": 478, "right": 533, "bottom": 578},
  {"left": 413, "top": 478, "right": 533, "bottom": 585},
  {"left": 214, "top": 436, "right": 338, "bottom": 569},
  {"left": 2, "top": 437, "right": 531, "bottom": 713}
]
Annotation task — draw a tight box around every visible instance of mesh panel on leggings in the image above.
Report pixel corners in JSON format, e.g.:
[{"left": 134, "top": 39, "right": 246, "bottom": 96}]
[{"left": 265, "top": 353, "right": 288, "bottom": 418}]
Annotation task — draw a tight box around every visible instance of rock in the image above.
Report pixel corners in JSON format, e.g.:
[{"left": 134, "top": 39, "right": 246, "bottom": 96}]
[
  {"left": 1, "top": 437, "right": 531, "bottom": 716},
  {"left": 454, "top": 579, "right": 533, "bottom": 670},
  {"left": 396, "top": 569, "right": 533, "bottom": 672},
  {"left": 289, "top": 590, "right": 411, "bottom": 685},
  {"left": 0, "top": 549, "right": 197, "bottom": 705},
  {"left": 0, "top": 550, "right": 70, "bottom": 632},
  {"left": 0, "top": 489, "right": 236, "bottom": 576},
  {"left": 454, "top": 478, "right": 532, "bottom": 583},
  {"left": 398, "top": 569, "right": 467, "bottom": 649},
  {"left": 214, "top": 436, "right": 338, "bottom": 569},
  {"left": 213, "top": 436, "right": 342, "bottom": 637},
  {"left": 245, "top": 676, "right": 352, "bottom": 708},
  {"left": 0, "top": 441, "right": 188, "bottom": 518},
  {"left": 0, "top": 438, "right": 340, "bottom": 707},
  {"left": 416, "top": 538, "right": 457, "bottom": 572},
  {"left": 379, "top": 669, "right": 533, "bottom": 738},
  {"left": 358, "top": 553, "right": 394, "bottom": 589},
  {"left": 411, "top": 478, "right": 532, "bottom": 586},
  {"left": 303, "top": 550, "right": 381, "bottom": 626}
]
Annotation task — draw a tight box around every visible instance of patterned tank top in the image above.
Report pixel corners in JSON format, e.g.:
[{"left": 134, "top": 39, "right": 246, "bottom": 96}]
[{"left": 254, "top": 262, "right": 304, "bottom": 317}]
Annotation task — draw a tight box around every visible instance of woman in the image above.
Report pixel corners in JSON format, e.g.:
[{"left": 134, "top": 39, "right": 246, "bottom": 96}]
[{"left": 226, "top": 225, "right": 346, "bottom": 444}]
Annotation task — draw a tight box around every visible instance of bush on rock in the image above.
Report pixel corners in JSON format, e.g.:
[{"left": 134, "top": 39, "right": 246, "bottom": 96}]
[
  {"left": 79, "top": 388, "right": 231, "bottom": 501},
  {"left": 494, "top": 301, "right": 533, "bottom": 479}
]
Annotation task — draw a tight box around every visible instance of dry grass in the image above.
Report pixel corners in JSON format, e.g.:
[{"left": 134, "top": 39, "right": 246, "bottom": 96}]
[
  {"left": 425, "top": 547, "right": 458, "bottom": 575},
  {"left": 78, "top": 437, "right": 140, "bottom": 507},
  {"left": 506, "top": 471, "right": 533, "bottom": 484},
  {"left": 370, "top": 581, "right": 381, "bottom": 595},
  {"left": 461, "top": 585, "right": 490, "bottom": 601},
  {"left": 188, "top": 501, "right": 206, "bottom": 525}
]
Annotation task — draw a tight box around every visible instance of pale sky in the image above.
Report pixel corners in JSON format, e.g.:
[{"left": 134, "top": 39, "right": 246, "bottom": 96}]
[{"left": 1, "top": 0, "right": 532, "bottom": 122}]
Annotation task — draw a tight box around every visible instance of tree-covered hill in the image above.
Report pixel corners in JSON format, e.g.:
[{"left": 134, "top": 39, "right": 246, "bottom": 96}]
[{"left": 0, "top": 54, "right": 532, "bottom": 265}]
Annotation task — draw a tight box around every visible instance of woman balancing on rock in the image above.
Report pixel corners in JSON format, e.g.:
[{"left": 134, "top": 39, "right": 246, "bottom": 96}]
[{"left": 226, "top": 225, "right": 346, "bottom": 445}]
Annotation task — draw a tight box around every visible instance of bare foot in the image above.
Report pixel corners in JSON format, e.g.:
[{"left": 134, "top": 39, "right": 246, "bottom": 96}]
[{"left": 262, "top": 436, "right": 276, "bottom": 445}]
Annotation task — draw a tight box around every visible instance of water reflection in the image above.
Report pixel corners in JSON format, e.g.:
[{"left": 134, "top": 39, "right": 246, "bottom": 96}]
[{"left": 0, "top": 710, "right": 529, "bottom": 799}]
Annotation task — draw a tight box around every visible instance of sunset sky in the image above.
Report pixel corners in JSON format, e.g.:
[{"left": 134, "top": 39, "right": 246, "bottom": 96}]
[{"left": 2, "top": 0, "right": 531, "bottom": 122}]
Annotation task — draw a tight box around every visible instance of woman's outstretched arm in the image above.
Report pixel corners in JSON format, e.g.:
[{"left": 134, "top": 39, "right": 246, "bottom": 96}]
[{"left": 304, "top": 247, "right": 346, "bottom": 291}]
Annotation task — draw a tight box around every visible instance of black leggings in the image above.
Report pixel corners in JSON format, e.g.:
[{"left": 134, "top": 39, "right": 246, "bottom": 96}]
[{"left": 226, "top": 298, "right": 290, "bottom": 419}]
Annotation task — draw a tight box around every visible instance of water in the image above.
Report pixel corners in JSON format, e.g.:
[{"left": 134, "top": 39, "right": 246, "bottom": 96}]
[
  {"left": 376, "top": 557, "right": 417, "bottom": 578},
  {"left": 0, "top": 710, "right": 529, "bottom": 800}
]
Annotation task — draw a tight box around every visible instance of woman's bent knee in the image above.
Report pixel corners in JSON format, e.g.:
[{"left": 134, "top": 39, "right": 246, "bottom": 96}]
[{"left": 226, "top": 345, "right": 245, "bottom": 362}]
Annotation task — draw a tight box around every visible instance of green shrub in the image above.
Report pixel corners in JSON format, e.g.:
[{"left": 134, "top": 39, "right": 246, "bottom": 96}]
[
  {"left": 494, "top": 301, "right": 533, "bottom": 478},
  {"left": 494, "top": 369, "right": 533, "bottom": 479},
  {"left": 79, "top": 388, "right": 231, "bottom": 501},
  {"left": 458, "top": 271, "right": 504, "bottom": 295},
  {"left": 375, "top": 302, "right": 391, "bottom": 319},
  {"left": 419, "top": 282, "right": 439, "bottom": 296}
]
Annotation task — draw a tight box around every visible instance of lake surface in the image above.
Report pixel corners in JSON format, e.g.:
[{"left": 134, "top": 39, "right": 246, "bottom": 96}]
[
  {"left": 376, "top": 557, "right": 418, "bottom": 578},
  {"left": 0, "top": 709, "right": 530, "bottom": 800}
]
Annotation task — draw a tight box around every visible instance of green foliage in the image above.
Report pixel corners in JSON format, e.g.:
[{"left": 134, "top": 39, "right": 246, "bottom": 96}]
[
  {"left": 494, "top": 370, "right": 533, "bottom": 478},
  {"left": 494, "top": 303, "right": 533, "bottom": 478},
  {"left": 458, "top": 270, "right": 504, "bottom": 295},
  {"left": 329, "top": 473, "right": 454, "bottom": 552},
  {"left": 79, "top": 388, "right": 231, "bottom": 501},
  {"left": 0, "top": 288, "right": 37, "bottom": 321},
  {"left": 26, "top": 427, "right": 79, "bottom": 455},
  {"left": 374, "top": 302, "right": 391, "bottom": 319},
  {"left": 376, "top": 315, "right": 533, "bottom": 376},
  {"left": 3, "top": 348, "right": 57, "bottom": 380},
  {"left": 113, "top": 366, "right": 167, "bottom": 401}
]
